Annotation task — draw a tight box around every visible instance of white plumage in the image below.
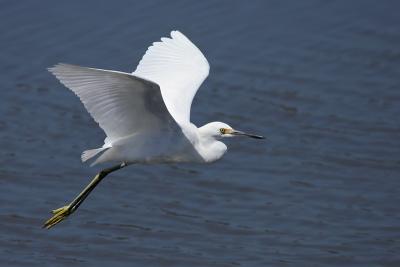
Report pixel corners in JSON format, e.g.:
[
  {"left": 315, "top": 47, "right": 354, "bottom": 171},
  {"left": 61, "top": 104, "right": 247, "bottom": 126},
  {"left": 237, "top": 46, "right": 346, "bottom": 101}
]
[
  {"left": 49, "top": 31, "right": 263, "bottom": 166},
  {"left": 134, "top": 30, "right": 209, "bottom": 125}
]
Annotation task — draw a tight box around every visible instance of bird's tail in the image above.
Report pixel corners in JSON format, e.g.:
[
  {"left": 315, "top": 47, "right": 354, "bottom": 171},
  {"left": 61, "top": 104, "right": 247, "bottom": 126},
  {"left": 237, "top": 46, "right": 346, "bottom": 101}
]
[{"left": 81, "top": 147, "right": 108, "bottom": 163}]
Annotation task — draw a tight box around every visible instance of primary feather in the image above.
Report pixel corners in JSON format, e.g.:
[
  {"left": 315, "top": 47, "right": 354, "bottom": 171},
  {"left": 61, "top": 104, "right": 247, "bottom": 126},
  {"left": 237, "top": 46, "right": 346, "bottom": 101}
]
[
  {"left": 49, "top": 64, "right": 177, "bottom": 141},
  {"left": 134, "top": 30, "right": 209, "bottom": 125}
]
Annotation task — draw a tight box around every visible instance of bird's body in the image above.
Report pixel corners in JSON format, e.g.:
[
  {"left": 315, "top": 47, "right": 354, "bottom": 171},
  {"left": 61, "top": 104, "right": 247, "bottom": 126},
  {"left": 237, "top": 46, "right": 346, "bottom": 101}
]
[
  {"left": 91, "top": 121, "right": 228, "bottom": 165},
  {"left": 44, "top": 30, "right": 263, "bottom": 229}
]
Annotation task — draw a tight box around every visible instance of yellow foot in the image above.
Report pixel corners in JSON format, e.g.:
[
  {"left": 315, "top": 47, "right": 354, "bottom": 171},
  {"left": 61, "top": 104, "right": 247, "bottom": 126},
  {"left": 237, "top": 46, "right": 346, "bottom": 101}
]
[{"left": 43, "top": 205, "right": 72, "bottom": 229}]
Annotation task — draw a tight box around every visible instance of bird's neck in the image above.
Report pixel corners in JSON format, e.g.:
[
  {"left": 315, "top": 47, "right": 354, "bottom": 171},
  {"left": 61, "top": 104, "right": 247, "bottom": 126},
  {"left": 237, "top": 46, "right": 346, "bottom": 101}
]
[
  {"left": 197, "top": 133, "right": 227, "bottom": 163},
  {"left": 204, "top": 140, "right": 227, "bottom": 163},
  {"left": 182, "top": 123, "right": 227, "bottom": 163}
]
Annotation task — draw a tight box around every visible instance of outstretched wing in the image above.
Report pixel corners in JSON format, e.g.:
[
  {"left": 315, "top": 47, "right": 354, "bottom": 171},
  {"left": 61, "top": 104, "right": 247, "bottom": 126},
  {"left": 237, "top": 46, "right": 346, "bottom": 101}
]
[
  {"left": 133, "top": 30, "right": 209, "bottom": 125},
  {"left": 49, "top": 63, "right": 178, "bottom": 143}
]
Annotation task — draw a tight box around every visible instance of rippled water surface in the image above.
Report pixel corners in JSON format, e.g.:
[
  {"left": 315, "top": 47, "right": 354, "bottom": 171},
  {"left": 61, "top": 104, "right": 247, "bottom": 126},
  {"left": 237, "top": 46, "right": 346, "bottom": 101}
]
[{"left": 1, "top": 1, "right": 399, "bottom": 266}]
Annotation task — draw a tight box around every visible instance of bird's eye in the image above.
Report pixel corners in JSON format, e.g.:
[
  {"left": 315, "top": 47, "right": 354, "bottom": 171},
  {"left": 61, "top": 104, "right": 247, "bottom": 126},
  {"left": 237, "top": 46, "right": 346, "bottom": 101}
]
[{"left": 219, "top": 128, "right": 225, "bottom": 134}]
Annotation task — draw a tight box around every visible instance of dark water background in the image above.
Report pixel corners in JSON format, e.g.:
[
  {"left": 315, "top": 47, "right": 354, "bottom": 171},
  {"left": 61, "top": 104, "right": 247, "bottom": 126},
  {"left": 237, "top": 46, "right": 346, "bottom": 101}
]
[{"left": 1, "top": 0, "right": 399, "bottom": 266}]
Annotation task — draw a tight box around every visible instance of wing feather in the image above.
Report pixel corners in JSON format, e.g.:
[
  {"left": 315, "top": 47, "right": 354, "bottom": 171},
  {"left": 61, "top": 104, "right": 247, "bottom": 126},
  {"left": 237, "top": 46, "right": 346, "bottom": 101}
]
[
  {"left": 133, "top": 30, "right": 209, "bottom": 125},
  {"left": 49, "top": 63, "right": 178, "bottom": 143}
]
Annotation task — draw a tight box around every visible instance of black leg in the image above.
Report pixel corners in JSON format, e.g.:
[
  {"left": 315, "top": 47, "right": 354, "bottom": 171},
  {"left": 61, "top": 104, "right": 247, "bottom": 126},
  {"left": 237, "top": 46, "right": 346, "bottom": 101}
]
[{"left": 43, "top": 162, "right": 127, "bottom": 229}]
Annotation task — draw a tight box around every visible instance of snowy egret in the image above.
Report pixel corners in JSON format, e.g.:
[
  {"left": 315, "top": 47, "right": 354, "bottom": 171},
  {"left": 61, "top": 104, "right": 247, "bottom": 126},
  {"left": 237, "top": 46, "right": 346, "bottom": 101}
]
[{"left": 43, "top": 30, "right": 264, "bottom": 229}]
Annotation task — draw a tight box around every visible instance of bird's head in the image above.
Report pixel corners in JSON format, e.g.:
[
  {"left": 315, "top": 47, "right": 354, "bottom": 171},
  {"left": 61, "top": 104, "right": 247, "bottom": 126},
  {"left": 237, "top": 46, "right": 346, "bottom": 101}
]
[{"left": 199, "top": 122, "right": 265, "bottom": 140}]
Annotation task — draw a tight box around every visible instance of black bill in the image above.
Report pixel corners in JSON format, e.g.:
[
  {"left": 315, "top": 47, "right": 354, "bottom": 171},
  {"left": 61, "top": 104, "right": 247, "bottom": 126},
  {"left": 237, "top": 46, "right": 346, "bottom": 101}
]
[{"left": 232, "top": 130, "right": 266, "bottom": 139}]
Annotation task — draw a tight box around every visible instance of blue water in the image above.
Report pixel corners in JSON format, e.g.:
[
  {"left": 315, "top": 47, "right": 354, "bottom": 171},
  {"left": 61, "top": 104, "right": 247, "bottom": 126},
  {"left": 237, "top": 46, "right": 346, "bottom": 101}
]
[{"left": 0, "top": 1, "right": 399, "bottom": 266}]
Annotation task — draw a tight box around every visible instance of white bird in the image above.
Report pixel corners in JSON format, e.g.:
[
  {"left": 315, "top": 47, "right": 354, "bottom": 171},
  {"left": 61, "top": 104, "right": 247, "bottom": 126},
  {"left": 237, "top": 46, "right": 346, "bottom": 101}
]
[{"left": 44, "top": 30, "right": 264, "bottom": 229}]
